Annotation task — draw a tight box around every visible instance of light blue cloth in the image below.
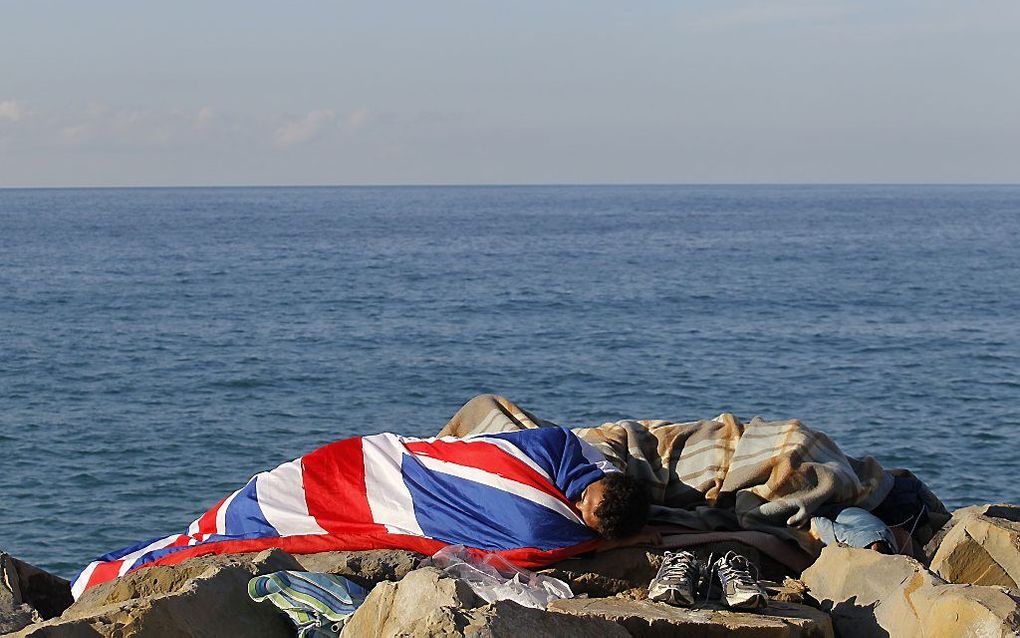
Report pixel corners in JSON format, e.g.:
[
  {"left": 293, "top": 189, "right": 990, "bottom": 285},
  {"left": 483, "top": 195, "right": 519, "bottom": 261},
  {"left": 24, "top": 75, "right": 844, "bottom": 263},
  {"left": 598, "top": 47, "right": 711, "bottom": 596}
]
[
  {"left": 812, "top": 507, "right": 898, "bottom": 553},
  {"left": 249, "top": 571, "right": 369, "bottom": 638}
]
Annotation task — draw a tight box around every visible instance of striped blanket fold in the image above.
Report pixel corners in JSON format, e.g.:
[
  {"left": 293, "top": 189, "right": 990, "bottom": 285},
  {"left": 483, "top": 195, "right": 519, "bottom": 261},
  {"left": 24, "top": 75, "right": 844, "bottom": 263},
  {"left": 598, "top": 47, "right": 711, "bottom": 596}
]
[
  {"left": 439, "top": 395, "right": 910, "bottom": 557},
  {"left": 71, "top": 428, "right": 610, "bottom": 599},
  {"left": 248, "top": 571, "right": 368, "bottom": 638}
]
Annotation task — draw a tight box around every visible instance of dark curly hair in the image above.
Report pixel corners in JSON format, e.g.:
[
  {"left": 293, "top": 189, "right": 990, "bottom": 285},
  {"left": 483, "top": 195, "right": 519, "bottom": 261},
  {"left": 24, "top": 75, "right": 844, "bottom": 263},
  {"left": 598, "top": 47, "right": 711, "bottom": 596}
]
[{"left": 593, "top": 473, "right": 651, "bottom": 539}]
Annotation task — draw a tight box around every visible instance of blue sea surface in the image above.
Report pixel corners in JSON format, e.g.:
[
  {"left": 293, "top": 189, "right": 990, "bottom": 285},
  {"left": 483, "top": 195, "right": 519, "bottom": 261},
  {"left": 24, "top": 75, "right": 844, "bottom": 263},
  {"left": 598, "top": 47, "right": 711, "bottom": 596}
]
[{"left": 1, "top": 185, "right": 1018, "bottom": 577}]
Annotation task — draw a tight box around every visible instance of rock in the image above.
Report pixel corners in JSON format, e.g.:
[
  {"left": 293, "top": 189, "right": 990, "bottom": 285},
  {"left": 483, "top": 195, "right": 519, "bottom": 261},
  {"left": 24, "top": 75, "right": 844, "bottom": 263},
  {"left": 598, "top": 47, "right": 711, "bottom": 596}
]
[
  {"left": 293, "top": 550, "right": 424, "bottom": 587},
  {"left": 341, "top": 566, "right": 628, "bottom": 638},
  {"left": 341, "top": 566, "right": 479, "bottom": 638},
  {"left": 542, "top": 548, "right": 661, "bottom": 597},
  {"left": 924, "top": 504, "right": 1019, "bottom": 560},
  {"left": 543, "top": 543, "right": 790, "bottom": 598},
  {"left": 9, "top": 549, "right": 302, "bottom": 637},
  {"left": 2, "top": 553, "right": 72, "bottom": 635},
  {"left": 764, "top": 578, "right": 808, "bottom": 604},
  {"left": 549, "top": 597, "right": 833, "bottom": 638},
  {"left": 802, "top": 544, "right": 1020, "bottom": 637},
  {"left": 2, "top": 555, "right": 40, "bottom": 635},
  {"left": 460, "top": 599, "right": 630, "bottom": 638},
  {"left": 929, "top": 504, "right": 1020, "bottom": 588}
]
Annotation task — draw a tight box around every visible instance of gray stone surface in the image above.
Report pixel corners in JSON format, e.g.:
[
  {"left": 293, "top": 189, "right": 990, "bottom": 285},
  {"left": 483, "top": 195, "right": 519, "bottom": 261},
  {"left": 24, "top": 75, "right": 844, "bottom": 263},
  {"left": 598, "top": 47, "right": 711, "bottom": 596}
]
[{"left": 1, "top": 553, "right": 71, "bottom": 635}]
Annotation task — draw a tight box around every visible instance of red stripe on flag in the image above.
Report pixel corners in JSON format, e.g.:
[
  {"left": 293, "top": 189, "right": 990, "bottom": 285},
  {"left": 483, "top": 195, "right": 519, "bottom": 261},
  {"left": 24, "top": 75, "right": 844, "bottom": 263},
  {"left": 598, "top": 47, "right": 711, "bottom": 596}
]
[
  {"left": 78, "top": 531, "right": 603, "bottom": 595},
  {"left": 301, "top": 437, "right": 382, "bottom": 534},
  {"left": 404, "top": 439, "right": 574, "bottom": 508},
  {"left": 85, "top": 559, "right": 124, "bottom": 590},
  {"left": 136, "top": 533, "right": 600, "bottom": 574},
  {"left": 195, "top": 497, "right": 226, "bottom": 536},
  {"left": 167, "top": 534, "right": 191, "bottom": 548}
]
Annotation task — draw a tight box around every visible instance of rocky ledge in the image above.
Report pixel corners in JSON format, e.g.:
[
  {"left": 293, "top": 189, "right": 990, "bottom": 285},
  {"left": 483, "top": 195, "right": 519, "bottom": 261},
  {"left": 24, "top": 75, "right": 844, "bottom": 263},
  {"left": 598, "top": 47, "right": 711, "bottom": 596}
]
[{"left": 4, "top": 504, "right": 1020, "bottom": 637}]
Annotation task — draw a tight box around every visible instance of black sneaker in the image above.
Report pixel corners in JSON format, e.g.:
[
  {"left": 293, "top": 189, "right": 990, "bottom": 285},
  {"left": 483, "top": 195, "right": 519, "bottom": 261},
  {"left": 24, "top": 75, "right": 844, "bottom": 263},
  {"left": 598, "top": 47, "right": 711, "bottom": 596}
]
[
  {"left": 647, "top": 550, "right": 700, "bottom": 606},
  {"left": 711, "top": 551, "right": 768, "bottom": 609}
]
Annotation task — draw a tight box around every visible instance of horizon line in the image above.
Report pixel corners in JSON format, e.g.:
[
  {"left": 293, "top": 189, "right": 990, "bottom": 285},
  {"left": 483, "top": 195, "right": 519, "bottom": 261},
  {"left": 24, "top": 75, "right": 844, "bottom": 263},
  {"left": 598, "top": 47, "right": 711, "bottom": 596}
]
[{"left": 3, "top": 181, "right": 1020, "bottom": 191}]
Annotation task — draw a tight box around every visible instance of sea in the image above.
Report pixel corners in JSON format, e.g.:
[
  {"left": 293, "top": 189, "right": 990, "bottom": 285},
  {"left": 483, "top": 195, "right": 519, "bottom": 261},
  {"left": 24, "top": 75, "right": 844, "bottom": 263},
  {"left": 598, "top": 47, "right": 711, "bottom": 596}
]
[{"left": 1, "top": 184, "right": 1018, "bottom": 578}]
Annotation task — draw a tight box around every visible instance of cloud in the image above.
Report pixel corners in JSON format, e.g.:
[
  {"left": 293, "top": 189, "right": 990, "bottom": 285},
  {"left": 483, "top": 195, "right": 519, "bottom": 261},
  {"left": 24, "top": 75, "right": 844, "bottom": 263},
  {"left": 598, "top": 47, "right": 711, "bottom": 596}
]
[
  {"left": 52, "top": 104, "right": 176, "bottom": 147},
  {"left": 345, "top": 107, "right": 372, "bottom": 131},
  {"left": 0, "top": 100, "right": 25, "bottom": 122},
  {"left": 273, "top": 109, "right": 336, "bottom": 147},
  {"left": 194, "top": 106, "right": 215, "bottom": 129}
]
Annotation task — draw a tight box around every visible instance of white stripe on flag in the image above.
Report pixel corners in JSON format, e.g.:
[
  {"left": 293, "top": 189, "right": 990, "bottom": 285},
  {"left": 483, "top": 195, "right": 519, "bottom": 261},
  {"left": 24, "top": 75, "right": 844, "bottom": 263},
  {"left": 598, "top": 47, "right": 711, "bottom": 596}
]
[
  {"left": 254, "top": 458, "right": 328, "bottom": 536},
  {"left": 70, "top": 561, "right": 100, "bottom": 600},
  {"left": 116, "top": 534, "right": 184, "bottom": 576},
  {"left": 415, "top": 454, "right": 583, "bottom": 524},
  {"left": 215, "top": 487, "right": 243, "bottom": 535},
  {"left": 461, "top": 435, "right": 555, "bottom": 482},
  {"left": 362, "top": 434, "right": 424, "bottom": 536}
]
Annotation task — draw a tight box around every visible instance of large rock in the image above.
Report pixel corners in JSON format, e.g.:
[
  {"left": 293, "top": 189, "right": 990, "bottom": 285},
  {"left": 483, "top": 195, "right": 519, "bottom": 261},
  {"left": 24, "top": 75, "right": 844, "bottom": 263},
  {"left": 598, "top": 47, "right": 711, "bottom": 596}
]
[
  {"left": 393, "top": 599, "right": 630, "bottom": 638},
  {"left": 1, "top": 554, "right": 72, "bottom": 635},
  {"left": 8, "top": 549, "right": 302, "bottom": 637},
  {"left": 2, "top": 556, "right": 40, "bottom": 636},
  {"left": 929, "top": 504, "right": 1020, "bottom": 588},
  {"left": 542, "top": 548, "right": 661, "bottom": 597},
  {"left": 803, "top": 544, "right": 1020, "bottom": 637},
  {"left": 341, "top": 566, "right": 479, "bottom": 637},
  {"left": 293, "top": 549, "right": 423, "bottom": 586},
  {"left": 341, "top": 567, "right": 628, "bottom": 638},
  {"left": 549, "top": 597, "right": 833, "bottom": 638}
]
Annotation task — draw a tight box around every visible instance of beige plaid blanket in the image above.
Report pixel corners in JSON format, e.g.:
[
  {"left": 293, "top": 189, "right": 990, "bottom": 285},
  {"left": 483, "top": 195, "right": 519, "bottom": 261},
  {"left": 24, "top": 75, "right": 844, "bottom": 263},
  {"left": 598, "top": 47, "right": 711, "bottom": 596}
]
[{"left": 439, "top": 394, "right": 898, "bottom": 557}]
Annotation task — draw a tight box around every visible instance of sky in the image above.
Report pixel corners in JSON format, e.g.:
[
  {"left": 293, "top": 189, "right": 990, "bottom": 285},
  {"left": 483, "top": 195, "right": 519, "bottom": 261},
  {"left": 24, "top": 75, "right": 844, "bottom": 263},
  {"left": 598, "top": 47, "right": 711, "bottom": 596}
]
[{"left": 1, "top": 1, "right": 1019, "bottom": 187}]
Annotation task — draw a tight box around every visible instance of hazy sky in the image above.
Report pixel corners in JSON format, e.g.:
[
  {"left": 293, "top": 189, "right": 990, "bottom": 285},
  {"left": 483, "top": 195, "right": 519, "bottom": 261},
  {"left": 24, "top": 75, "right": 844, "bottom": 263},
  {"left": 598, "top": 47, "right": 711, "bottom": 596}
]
[{"left": 2, "top": 1, "right": 1018, "bottom": 186}]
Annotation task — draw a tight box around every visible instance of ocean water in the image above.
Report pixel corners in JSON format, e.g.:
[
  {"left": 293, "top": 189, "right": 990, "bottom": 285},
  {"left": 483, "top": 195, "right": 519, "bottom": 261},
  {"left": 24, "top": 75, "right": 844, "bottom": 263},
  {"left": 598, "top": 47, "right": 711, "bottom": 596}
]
[{"left": 1, "top": 184, "right": 1018, "bottom": 578}]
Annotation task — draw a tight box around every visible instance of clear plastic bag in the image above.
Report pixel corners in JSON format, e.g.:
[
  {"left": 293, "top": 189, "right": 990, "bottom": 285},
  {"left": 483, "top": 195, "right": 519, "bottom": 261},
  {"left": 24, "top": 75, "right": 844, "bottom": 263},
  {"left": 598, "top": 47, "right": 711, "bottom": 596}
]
[{"left": 430, "top": 545, "right": 574, "bottom": 609}]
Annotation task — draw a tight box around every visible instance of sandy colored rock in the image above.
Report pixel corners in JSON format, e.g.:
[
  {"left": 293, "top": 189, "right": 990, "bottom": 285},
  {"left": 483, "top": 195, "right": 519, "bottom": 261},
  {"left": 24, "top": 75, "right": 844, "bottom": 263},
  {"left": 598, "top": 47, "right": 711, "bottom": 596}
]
[
  {"left": 67, "top": 548, "right": 300, "bottom": 617},
  {"left": 294, "top": 549, "right": 423, "bottom": 586},
  {"left": 549, "top": 597, "right": 833, "bottom": 638},
  {"left": 391, "top": 599, "right": 630, "bottom": 638},
  {"left": 542, "top": 548, "right": 661, "bottom": 597},
  {"left": 929, "top": 504, "right": 1020, "bottom": 588},
  {"left": 924, "top": 504, "right": 1020, "bottom": 560},
  {"left": 9, "top": 549, "right": 301, "bottom": 637},
  {"left": 462, "top": 599, "right": 629, "bottom": 638},
  {"left": 341, "top": 567, "right": 479, "bottom": 638},
  {"left": 764, "top": 578, "right": 808, "bottom": 604},
  {"left": 803, "top": 544, "right": 1020, "bottom": 637}
]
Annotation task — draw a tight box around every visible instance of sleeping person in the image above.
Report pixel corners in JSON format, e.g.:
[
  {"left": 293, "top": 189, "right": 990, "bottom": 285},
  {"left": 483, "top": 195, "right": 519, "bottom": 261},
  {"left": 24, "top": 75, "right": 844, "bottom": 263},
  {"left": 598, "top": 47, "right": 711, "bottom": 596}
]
[{"left": 71, "top": 427, "right": 651, "bottom": 599}]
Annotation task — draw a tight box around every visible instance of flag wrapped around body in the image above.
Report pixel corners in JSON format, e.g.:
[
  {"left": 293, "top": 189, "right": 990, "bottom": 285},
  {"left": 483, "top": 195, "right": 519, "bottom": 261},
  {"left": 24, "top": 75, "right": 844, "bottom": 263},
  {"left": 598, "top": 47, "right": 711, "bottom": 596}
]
[{"left": 71, "top": 428, "right": 615, "bottom": 599}]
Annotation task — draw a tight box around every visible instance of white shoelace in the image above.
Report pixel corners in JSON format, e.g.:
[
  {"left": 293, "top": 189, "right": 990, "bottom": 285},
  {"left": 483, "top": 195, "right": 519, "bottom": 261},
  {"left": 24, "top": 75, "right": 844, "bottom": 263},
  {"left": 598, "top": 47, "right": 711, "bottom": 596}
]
[
  {"left": 714, "top": 551, "right": 760, "bottom": 589},
  {"left": 656, "top": 551, "right": 697, "bottom": 583}
]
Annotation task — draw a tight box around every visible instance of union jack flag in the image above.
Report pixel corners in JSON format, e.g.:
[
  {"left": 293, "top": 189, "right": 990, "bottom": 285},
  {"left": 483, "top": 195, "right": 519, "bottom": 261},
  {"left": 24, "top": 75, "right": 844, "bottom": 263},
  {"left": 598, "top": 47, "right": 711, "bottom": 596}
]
[{"left": 71, "top": 428, "right": 616, "bottom": 599}]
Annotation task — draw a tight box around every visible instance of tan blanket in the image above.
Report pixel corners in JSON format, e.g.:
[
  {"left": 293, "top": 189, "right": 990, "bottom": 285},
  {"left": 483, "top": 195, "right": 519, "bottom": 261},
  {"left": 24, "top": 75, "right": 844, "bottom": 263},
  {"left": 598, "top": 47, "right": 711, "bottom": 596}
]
[{"left": 439, "top": 394, "right": 900, "bottom": 563}]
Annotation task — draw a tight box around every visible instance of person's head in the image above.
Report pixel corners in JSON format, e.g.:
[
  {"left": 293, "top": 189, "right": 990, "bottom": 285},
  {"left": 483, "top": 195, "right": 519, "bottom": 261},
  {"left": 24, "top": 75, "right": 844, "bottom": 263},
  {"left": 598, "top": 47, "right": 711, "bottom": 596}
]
[{"left": 574, "top": 473, "right": 650, "bottom": 539}]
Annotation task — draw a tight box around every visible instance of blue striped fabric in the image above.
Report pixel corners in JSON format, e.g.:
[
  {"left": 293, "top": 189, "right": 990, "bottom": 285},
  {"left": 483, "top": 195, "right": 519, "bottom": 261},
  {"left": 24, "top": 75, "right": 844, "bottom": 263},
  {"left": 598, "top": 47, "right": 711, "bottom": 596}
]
[{"left": 248, "top": 571, "right": 369, "bottom": 637}]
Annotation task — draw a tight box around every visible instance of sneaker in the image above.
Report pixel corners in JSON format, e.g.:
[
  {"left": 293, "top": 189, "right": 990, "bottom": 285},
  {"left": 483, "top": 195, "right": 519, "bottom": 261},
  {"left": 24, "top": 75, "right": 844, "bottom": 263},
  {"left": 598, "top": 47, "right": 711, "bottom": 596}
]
[
  {"left": 711, "top": 551, "right": 768, "bottom": 609},
  {"left": 647, "top": 550, "right": 700, "bottom": 606}
]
